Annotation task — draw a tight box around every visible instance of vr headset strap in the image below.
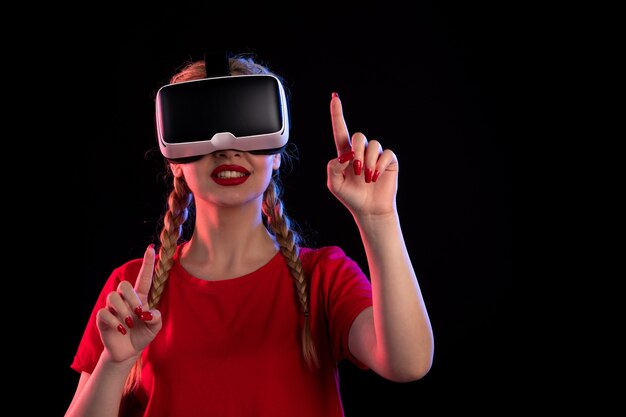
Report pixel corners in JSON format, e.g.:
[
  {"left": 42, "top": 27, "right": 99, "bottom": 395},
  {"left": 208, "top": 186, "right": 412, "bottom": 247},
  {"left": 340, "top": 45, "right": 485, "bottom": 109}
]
[{"left": 204, "top": 50, "right": 230, "bottom": 78}]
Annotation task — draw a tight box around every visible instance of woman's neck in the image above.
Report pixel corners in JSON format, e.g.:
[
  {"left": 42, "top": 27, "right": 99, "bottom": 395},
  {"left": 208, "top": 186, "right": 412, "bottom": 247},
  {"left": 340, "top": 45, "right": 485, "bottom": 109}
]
[{"left": 180, "top": 207, "right": 280, "bottom": 281}]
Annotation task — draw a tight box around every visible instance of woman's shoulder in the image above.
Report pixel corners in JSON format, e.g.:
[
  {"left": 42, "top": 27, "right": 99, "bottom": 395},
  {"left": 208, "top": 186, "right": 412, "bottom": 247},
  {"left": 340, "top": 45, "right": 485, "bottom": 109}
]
[
  {"left": 299, "top": 245, "right": 356, "bottom": 270},
  {"left": 299, "top": 245, "right": 368, "bottom": 287},
  {"left": 108, "top": 257, "right": 145, "bottom": 285},
  {"left": 300, "top": 245, "right": 347, "bottom": 259}
]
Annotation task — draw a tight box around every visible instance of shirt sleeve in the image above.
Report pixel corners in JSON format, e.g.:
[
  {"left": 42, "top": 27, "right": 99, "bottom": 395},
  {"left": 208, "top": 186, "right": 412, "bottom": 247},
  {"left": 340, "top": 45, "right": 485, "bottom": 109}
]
[{"left": 306, "top": 246, "right": 373, "bottom": 369}]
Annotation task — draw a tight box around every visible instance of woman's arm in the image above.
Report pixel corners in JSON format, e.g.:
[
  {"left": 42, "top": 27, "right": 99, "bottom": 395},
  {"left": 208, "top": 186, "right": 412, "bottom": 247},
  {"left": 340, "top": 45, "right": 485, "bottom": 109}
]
[
  {"left": 65, "top": 355, "right": 136, "bottom": 417},
  {"left": 326, "top": 93, "right": 434, "bottom": 382},
  {"left": 348, "top": 212, "right": 433, "bottom": 382}
]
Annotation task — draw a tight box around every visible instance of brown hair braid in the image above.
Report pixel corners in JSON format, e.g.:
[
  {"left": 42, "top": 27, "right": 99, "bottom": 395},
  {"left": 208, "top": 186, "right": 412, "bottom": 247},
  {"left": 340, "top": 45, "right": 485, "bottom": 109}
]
[
  {"left": 124, "top": 174, "right": 193, "bottom": 395},
  {"left": 263, "top": 177, "right": 319, "bottom": 369},
  {"left": 150, "top": 175, "right": 192, "bottom": 306}
]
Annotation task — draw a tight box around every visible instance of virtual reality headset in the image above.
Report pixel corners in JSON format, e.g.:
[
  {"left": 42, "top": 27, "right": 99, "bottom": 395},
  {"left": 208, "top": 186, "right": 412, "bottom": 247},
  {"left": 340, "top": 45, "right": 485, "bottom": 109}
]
[{"left": 156, "top": 74, "right": 290, "bottom": 161}]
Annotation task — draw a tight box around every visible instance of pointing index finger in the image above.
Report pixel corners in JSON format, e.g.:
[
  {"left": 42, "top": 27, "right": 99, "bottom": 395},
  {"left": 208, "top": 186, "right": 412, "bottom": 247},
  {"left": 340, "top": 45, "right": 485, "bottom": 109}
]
[
  {"left": 330, "top": 92, "right": 351, "bottom": 156},
  {"left": 135, "top": 244, "right": 155, "bottom": 301}
]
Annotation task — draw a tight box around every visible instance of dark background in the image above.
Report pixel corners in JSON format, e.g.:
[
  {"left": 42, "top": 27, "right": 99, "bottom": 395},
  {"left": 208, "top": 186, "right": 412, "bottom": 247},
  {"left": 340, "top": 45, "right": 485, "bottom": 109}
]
[{"left": 56, "top": 3, "right": 509, "bottom": 415}]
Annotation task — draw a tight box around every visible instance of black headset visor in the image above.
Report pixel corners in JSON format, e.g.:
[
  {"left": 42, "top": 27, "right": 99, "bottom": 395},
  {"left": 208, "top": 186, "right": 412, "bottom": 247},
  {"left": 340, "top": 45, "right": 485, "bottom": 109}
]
[{"left": 156, "top": 74, "right": 289, "bottom": 161}]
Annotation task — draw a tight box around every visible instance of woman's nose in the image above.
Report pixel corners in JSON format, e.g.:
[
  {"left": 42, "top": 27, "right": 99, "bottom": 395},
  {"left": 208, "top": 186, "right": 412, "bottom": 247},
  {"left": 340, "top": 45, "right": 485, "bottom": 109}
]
[{"left": 213, "top": 149, "right": 242, "bottom": 158}]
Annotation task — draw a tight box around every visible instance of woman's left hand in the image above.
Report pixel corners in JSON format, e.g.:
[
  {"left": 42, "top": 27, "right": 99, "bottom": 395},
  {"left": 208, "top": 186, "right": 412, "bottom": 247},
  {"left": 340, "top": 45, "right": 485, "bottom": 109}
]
[{"left": 327, "top": 93, "right": 399, "bottom": 218}]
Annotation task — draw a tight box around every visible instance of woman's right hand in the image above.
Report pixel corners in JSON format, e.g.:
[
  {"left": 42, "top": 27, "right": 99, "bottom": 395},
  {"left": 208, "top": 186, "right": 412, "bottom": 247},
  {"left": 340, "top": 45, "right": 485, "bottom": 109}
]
[{"left": 95, "top": 245, "right": 162, "bottom": 363}]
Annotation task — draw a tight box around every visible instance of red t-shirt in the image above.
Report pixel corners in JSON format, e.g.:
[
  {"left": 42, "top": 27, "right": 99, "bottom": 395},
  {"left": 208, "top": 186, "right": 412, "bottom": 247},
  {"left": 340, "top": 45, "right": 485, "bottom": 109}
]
[{"left": 71, "top": 245, "right": 373, "bottom": 417}]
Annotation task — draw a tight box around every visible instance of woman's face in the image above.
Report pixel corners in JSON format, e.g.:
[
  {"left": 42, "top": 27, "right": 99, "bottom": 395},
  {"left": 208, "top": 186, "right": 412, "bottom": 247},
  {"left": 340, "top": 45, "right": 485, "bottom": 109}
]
[{"left": 171, "top": 149, "right": 281, "bottom": 208}]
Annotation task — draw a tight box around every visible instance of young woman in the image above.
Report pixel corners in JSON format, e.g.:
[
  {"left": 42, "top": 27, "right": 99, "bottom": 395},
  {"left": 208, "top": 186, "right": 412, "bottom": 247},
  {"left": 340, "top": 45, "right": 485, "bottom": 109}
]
[{"left": 66, "top": 54, "right": 434, "bottom": 417}]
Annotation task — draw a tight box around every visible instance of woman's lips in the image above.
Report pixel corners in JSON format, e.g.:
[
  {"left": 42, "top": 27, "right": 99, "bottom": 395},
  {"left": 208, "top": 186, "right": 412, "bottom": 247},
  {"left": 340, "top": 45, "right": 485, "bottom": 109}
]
[{"left": 211, "top": 165, "right": 251, "bottom": 186}]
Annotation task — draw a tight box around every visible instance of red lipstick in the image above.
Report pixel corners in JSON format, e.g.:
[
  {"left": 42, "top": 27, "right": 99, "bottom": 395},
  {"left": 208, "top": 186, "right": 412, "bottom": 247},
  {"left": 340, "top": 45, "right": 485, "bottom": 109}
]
[{"left": 211, "top": 164, "right": 251, "bottom": 186}]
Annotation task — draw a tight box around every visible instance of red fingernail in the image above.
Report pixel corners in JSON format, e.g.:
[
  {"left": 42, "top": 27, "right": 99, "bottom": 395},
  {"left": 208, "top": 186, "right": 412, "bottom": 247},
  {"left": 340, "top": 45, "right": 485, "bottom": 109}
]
[
  {"left": 331, "top": 92, "right": 339, "bottom": 98},
  {"left": 372, "top": 169, "right": 380, "bottom": 182},
  {"left": 108, "top": 306, "right": 117, "bottom": 315},
  {"left": 338, "top": 150, "right": 354, "bottom": 163},
  {"left": 134, "top": 306, "right": 143, "bottom": 318},
  {"left": 365, "top": 168, "right": 373, "bottom": 183},
  {"left": 117, "top": 324, "right": 127, "bottom": 335},
  {"left": 125, "top": 316, "right": 134, "bottom": 328},
  {"left": 141, "top": 311, "right": 153, "bottom": 321},
  {"left": 353, "top": 159, "right": 362, "bottom": 176}
]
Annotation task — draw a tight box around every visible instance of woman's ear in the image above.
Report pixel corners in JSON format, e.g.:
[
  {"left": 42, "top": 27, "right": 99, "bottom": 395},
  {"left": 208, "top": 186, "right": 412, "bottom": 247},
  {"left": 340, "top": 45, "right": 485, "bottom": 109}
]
[
  {"left": 170, "top": 163, "right": 184, "bottom": 178},
  {"left": 272, "top": 153, "right": 281, "bottom": 171}
]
